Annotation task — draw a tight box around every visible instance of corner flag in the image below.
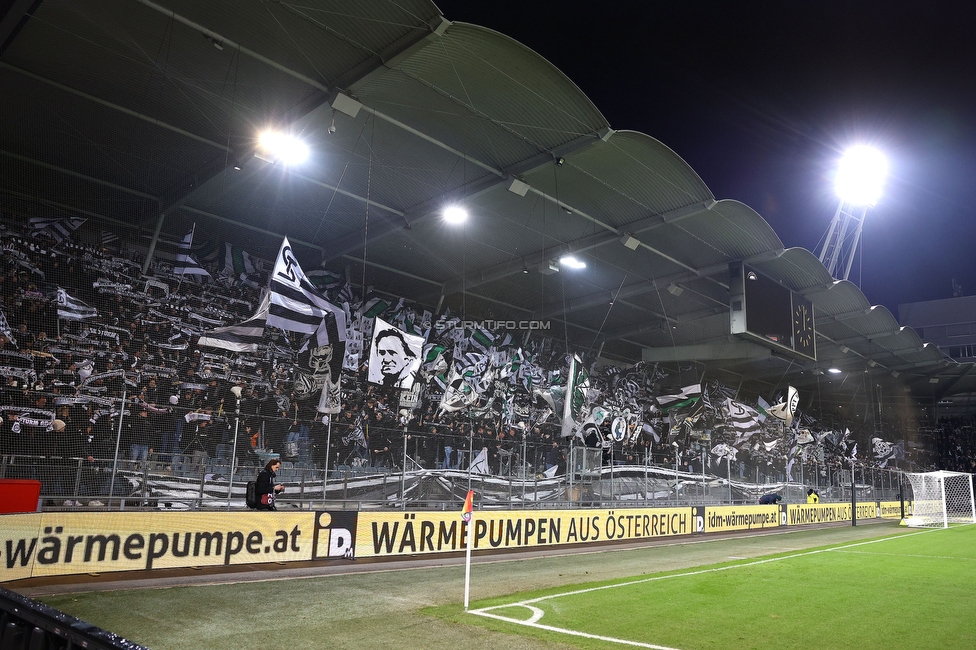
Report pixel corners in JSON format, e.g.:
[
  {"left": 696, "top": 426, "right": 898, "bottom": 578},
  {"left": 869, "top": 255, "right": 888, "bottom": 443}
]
[
  {"left": 462, "top": 489, "right": 474, "bottom": 523},
  {"left": 462, "top": 489, "right": 475, "bottom": 609}
]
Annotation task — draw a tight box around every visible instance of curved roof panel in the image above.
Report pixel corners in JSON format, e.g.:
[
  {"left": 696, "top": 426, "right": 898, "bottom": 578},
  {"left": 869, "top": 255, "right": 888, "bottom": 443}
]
[{"left": 2, "top": 0, "right": 971, "bottom": 410}]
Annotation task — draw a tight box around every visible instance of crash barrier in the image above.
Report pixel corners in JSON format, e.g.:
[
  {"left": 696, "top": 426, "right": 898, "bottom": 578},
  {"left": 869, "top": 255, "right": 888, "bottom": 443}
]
[
  {"left": 0, "top": 585, "right": 147, "bottom": 650},
  {"left": 1, "top": 500, "right": 908, "bottom": 582}
]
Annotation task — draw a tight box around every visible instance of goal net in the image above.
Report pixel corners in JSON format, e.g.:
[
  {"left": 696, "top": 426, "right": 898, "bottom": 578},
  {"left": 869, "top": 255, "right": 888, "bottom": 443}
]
[{"left": 904, "top": 471, "right": 976, "bottom": 528}]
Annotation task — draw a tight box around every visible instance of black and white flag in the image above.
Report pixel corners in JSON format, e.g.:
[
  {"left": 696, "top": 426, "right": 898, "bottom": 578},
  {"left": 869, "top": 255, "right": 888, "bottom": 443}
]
[
  {"left": 725, "top": 398, "right": 761, "bottom": 443},
  {"left": 30, "top": 217, "right": 86, "bottom": 244},
  {"left": 267, "top": 237, "right": 347, "bottom": 343},
  {"left": 367, "top": 317, "right": 423, "bottom": 390},
  {"left": 767, "top": 386, "right": 799, "bottom": 425},
  {"left": 438, "top": 365, "right": 479, "bottom": 413},
  {"left": 469, "top": 447, "right": 490, "bottom": 475},
  {"left": 172, "top": 226, "right": 210, "bottom": 277},
  {"left": 197, "top": 291, "right": 269, "bottom": 352},
  {"left": 56, "top": 288, "right": 97, "bottom": 320},
  {"left": 0, "top": 309, "right": 16, "bottom": 348}
]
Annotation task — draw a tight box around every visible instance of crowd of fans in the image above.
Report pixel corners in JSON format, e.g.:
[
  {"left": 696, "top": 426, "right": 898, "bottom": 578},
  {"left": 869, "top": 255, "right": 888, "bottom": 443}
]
[
  {"left": 0, "top": 218, "right": 937, "bottom": 506},
  {"left": 932, "top": 418, "right": 976, "bottom": 473}
]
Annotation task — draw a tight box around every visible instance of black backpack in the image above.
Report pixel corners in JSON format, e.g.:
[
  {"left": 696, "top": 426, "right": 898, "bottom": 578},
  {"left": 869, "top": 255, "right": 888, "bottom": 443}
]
[{"left": 245, "top": 479, "right": 258, "bottom": 509}]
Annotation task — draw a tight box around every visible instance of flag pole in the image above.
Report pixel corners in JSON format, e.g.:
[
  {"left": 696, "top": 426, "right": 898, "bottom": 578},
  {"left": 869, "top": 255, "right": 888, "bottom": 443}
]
[
  {"left": 462, "top": 489, "right": 474, "bottom": 610},
  {"left": 463, "top": 511, "right": 474, "bottom": 610},
  {"left": 175, "top": 223, "right": 195, "bottom": 295}
]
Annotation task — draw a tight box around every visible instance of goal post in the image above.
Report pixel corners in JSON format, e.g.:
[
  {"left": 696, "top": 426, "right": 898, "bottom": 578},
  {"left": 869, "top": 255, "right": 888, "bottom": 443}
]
[{"left": 904, "top": 471, "right": 976, "bottom": 528}]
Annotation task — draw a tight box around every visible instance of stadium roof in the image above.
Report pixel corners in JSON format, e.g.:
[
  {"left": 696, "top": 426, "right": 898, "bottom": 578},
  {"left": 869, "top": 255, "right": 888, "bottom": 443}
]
[{"left": 2, "top": 0, "right": 972, "bottom": 417}]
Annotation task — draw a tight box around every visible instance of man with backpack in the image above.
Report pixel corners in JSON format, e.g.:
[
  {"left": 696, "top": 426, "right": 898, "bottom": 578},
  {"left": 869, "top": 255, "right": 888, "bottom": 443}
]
[{"left": 248, "top": 459, "right": 285, "bottom": 510}]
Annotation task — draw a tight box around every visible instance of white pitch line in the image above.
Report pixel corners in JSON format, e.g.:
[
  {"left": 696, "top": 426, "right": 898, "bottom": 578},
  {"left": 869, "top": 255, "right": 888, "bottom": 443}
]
[
  {"left": 468, "top": 528, "right": 936, "bottom": 648},
  {"left": 471, "top": 608, "right": 684, "bottom": 650},
  {"left": 834, "top": 549, "right": 976, "bottom": 561}
]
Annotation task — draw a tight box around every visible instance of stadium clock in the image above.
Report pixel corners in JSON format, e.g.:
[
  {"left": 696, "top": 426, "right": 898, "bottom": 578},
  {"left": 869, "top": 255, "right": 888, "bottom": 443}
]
[{"left": 792, "top": 298, "right": 815, "bottom": 358}]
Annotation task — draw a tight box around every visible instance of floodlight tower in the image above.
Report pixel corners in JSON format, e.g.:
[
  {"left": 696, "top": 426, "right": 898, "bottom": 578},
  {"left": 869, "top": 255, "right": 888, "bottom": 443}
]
[{"left": 817, "top": 146, "right": 888, "bottom": 282}]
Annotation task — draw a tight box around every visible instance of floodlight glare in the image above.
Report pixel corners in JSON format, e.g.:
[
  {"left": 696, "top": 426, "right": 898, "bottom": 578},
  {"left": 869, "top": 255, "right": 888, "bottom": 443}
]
[
  {"left": 443, "top": 205, "right": 468, "bottom": 224},
  {"left": 257, "top": 130, "right": 309, "bottom": 165},
  {"left": 559, "top": 254, "right": 586, "bottom": 269},
  {"left": 828, "top": 368, "right": 842, "bottom": 374},
  {"left": 835, "top": 145, "right": 887, "bottom": 206}
]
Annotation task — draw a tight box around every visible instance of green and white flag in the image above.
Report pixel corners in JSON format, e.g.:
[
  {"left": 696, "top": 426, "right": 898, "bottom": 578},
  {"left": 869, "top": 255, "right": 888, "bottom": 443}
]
[
  {"left": 469, "top": 326, "right": 495, "bottom": 354},
  {"left": 560, "top": 354, "right": 589, "bottom": 438},
  {"left": 223, "top": 242, "right": 258, "bottom": 277},
  {"left": 655, "top": 384, "right": 702, "bottom": 413},
  {"left": 359, "top": 297, "right": 389, "bottom": 319}
]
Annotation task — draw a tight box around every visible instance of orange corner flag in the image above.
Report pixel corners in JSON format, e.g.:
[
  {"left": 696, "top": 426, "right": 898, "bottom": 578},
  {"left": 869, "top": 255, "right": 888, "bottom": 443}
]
[{"left": 461, "top": 489, "right": 474, "bottom": 522}]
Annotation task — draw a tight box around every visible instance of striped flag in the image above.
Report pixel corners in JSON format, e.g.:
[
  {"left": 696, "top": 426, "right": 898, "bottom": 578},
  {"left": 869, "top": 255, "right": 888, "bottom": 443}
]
[
  {"left": 359, "top": 297, "right": 389, "bottom": 319},
  {"left": 56, "top": 288, "right": 97, "bottom": 320},
  {"left": 267, "top": 237, "right": 347, "bottom": 344},
  {"left": 461, "top": 489, "right": 474, "bottom": 522},
  {"left": 469, "top": 326, "right": 495, "bottom": 354},
  {"left": 655, "top": 384, "right": 702, "bottom": 413},
  {"left": 196, "top": 292, "right": 269, "bottom": 352},
  {"left": 30, "top": 217, "right": 86, "bottom": 244},
  {"left": 726, "top": 398, "right": 761, "bottom": 438},
  {"left": 173, "top": 226, "right": 210, "bottom": 277}
]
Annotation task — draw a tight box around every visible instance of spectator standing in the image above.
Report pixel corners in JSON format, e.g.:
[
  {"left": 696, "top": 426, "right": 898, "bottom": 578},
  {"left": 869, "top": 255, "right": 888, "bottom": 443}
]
[{"left": 255, "top": 459, "right": 285, "bottom": 511}]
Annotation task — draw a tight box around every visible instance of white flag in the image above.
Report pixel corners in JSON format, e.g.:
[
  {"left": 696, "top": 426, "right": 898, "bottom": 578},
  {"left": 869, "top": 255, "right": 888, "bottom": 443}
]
[
  {"left": 469, "top": 447, "right": 490, "bottom": 475},
  {"left": 767, "top": 386, "right": 798, "bottom": 425}
]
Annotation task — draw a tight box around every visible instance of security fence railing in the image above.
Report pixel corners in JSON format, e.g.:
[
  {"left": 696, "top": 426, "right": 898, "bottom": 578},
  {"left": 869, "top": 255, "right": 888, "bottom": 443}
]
[
  {"left": 0, "top": 386, "right": 918, "bottom": 511},
  {"left": 1, "top": 435, "right": 910, "bottom": 511}
]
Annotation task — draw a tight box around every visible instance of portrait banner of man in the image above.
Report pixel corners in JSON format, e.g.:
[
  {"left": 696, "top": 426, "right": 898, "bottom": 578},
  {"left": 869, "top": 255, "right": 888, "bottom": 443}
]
[{"left": 367, "top": 318, "right": 423, "bottom": 390}]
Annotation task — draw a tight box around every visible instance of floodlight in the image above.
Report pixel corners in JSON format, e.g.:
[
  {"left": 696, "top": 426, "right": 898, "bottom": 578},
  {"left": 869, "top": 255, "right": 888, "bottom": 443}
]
[
  {"left": 828, "top": 368, "right": 842, "bottom": 374},
  {"left": 256, "top": 130, "right": 309, "bottom": 165},
  {"left": 443, "top": 205, "right": 468, "bottom": 224},
  {"left": 835, "top": 145, "right": 887, "bottom": 206},
  {"left": 559, "top": 254, "right": 586, "bottom": 269}
]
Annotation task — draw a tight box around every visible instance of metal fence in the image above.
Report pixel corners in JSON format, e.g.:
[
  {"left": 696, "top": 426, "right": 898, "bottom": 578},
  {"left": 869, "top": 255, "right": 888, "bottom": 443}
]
[{"left": 1, "top": 426, "right": 909, "bottom": 511}]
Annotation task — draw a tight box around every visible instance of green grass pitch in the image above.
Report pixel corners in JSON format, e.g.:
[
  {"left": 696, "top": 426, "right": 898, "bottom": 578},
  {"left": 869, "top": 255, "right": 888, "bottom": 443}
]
[
  {"left": 459, "top": 525, "right": 976, "bottom": 649},
  {"left": 32, "top": 522, "right": 976, "bottom": 649}
]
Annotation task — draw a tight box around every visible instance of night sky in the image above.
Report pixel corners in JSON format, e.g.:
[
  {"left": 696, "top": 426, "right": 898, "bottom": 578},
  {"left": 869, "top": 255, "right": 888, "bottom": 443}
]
[{"left": 435, "top": 1, "right": 976, "bottom": 317}]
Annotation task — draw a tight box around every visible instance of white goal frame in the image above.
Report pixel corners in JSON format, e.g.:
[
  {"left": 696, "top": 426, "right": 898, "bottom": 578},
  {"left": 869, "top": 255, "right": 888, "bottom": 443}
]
[{"left": 905, "top": 470, "right": 976, "bottom": 528}]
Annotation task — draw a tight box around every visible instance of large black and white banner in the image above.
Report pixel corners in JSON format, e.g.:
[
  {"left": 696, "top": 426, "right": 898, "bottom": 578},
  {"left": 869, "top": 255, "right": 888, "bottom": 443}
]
[
  {"left": 367, "top": 318, "right": 423, "bottom": 390},
  {"left": 267, "top": 237, "right": 346, "bottom": 344}
]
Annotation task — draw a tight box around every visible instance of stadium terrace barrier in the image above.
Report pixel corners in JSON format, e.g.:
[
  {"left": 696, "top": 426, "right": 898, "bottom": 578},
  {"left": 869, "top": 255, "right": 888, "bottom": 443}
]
[
  {"left": 1, "top": 501, "right": 910, "bottom": 582},
  {"left": 0, "top": 585, "right": 147, "bottom": 649}
]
